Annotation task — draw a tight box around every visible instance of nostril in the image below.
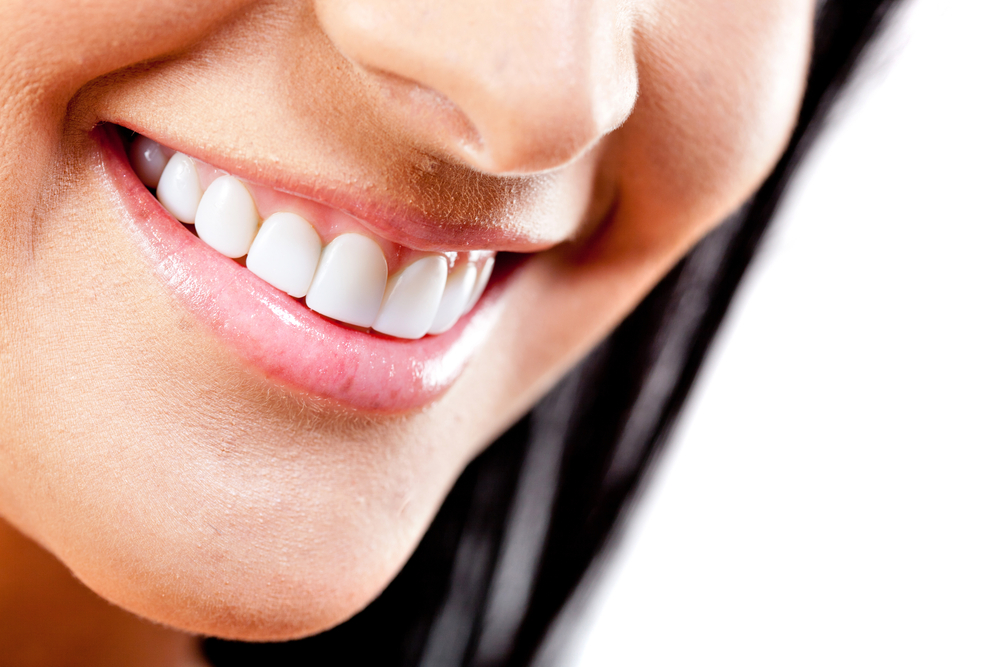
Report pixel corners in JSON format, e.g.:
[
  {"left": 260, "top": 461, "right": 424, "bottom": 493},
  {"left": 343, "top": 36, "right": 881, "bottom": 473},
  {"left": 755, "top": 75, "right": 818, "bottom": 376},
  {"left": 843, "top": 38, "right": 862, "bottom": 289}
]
[
  {"left": 462, "top": 102, "right": 607, "bottom": 174},
  {"left": 371, "top": 66, "right": 634, "bottom": 175},
  {"left": 369, "top": 68, "right": 487, "bottom": 157},
  {"left": 315, "top": 0, "right": 640, "bottom": 175},
  {"left": 363, "top": 66, "right": 607, "bottom": 175},
  {"left": 458, "top": 60, "right": 638, "bottom": 174}
]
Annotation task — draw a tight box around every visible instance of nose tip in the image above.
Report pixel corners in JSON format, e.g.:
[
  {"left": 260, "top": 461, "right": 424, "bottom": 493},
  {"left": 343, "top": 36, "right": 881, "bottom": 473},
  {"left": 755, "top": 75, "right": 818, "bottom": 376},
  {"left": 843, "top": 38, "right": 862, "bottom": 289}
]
[{"left": 315, "top": 0, "right": 638, "bottom": 175}]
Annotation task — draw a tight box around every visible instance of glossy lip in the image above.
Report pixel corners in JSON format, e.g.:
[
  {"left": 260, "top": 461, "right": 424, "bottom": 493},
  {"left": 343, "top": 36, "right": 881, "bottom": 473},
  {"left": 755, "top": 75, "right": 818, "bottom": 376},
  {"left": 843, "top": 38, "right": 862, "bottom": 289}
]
[{"left": 96, "top": 125, "right": 518, "bottom": 412}]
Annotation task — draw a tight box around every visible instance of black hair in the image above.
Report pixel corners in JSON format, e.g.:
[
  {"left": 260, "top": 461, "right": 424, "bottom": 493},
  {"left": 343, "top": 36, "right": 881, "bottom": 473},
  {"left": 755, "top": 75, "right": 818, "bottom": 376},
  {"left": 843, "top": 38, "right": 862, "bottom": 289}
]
[{"left": 204, "top": 1, "right": 906, "bottom": 663}]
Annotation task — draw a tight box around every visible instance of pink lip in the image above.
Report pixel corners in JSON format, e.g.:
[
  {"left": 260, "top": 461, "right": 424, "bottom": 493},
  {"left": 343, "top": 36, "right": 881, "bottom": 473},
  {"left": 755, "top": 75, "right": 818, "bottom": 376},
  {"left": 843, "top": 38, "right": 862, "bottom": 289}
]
[{"left": 96, "top": 126, "right": 515, "bottom": 412}]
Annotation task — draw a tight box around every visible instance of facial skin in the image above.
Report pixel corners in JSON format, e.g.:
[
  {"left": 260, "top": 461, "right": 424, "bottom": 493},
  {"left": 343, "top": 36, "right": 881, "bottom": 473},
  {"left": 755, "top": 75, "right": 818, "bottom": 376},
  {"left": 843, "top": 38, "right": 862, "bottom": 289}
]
[{"left": 0, "top": 0, "right": 813, "bottom": 661}]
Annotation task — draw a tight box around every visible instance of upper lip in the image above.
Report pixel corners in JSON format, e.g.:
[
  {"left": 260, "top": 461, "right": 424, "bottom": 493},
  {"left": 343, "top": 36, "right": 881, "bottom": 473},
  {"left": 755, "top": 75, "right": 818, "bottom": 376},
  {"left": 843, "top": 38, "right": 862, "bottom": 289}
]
[{"left": 107, "top": 118, "right": 565, "bottom": 255}]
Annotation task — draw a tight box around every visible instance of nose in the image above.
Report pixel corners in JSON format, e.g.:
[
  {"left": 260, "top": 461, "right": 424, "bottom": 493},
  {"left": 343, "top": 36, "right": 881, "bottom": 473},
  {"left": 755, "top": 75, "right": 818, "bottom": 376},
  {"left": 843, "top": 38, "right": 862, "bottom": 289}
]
[{"left": 314, "top": 0, "right": 639, "bottom": 174}]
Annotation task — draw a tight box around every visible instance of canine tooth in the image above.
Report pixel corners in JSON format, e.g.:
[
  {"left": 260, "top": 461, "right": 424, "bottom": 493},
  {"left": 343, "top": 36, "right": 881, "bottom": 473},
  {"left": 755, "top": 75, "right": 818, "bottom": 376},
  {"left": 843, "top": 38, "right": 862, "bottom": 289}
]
[
  {"left": 246, "top": 212, "right": 322, "bottom": 298},
  {"left": 372, "top": 256, "right": 448, "bottom": 339},
  {"left": 428, "top": 263, "right": 477, "bottom": 335},
  {"left": 463, "top": 256, "right": 495, "bottom": 314},
  {"left": 305, "top": 234, "right": 388, "bottom": 328},
  {"left": 194, "top": 176, "right": 260, "bottom": 258},
  {"left": 129, "top": 136, "right": 174, "bottom": 188},
  {"left": 156, "top": 153, "right": 203, "bottom": 224}
]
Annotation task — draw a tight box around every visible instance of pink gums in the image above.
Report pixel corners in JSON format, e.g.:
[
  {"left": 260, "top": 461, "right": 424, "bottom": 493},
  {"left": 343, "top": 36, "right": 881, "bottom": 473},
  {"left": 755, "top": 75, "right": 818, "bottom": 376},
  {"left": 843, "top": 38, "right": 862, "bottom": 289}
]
[{"left": 96, "top": 126, "right": 511, "bottom": 412}]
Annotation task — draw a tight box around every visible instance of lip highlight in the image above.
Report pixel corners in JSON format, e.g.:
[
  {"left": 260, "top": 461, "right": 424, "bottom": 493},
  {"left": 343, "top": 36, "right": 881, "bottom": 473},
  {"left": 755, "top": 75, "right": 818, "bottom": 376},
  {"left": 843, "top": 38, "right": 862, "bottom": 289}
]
[{"left": 97, "top": 125, "right": 514, "bottom": 412}]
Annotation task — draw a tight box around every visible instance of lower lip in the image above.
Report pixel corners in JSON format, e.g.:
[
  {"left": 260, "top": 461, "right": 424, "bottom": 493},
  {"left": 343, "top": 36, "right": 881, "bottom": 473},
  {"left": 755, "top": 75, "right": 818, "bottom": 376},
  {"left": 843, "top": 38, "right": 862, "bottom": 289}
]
[{"left": 96, "top": 126, "right": 512, "bottom": 412}]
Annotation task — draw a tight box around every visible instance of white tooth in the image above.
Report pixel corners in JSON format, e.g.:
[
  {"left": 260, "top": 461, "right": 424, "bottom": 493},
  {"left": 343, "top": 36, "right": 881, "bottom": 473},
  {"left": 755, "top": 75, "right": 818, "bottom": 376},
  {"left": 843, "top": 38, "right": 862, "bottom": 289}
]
[
  {"left": 129, "top": 136, "right": 174, "bottom": 189},
  {"left": 372, "top": 256, "right": 448, "bottom": 339},
  {"left": 428, "top": 263, "right": 477, "bottom": 335},
  {"left": 246, "top": 212, "right": 322, "bottom": 298},
  {"left": 305, "top": 234, "right": 388, "bottom": 328},
  {"left": 462, "top": 256, "right": 495, "bottom": 314},
  {"left": 194, "top": 176, "right": 260, "bottom": 259},
  {"left": 156, "top": 153, "right": 203, "bottom": 224}
]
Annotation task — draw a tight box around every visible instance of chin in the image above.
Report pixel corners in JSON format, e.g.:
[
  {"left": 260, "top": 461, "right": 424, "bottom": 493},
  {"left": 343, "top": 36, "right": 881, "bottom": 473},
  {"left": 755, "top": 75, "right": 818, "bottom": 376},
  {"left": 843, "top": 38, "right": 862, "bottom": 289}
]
[{"left": 61, "top": 504, "right": 411, "bottom": 641}]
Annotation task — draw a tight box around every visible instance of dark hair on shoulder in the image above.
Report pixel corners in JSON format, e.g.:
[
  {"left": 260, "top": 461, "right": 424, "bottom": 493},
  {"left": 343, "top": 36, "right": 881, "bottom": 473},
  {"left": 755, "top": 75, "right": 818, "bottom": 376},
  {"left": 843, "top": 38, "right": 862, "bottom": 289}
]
[{"left": 204, "top": 1, "right": 906, "bottom": 663}]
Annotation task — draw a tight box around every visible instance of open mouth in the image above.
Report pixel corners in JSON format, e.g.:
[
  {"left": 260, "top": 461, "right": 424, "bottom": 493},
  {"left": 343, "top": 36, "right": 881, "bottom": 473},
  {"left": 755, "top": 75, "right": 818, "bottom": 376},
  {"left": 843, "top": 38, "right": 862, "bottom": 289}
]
[
  {"left": 129, "top": 133, "right": 495, "bottom": 339},
  {"left": 97, "top": 124, "right": 517, "bottom": 412}
]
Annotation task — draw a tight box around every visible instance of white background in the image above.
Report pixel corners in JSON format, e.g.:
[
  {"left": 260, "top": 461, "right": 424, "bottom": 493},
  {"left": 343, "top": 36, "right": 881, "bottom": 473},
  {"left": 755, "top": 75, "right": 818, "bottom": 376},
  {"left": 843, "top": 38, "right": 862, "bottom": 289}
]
[{"left": 566, "top": 1, "right": 1000, "bottom": 664}]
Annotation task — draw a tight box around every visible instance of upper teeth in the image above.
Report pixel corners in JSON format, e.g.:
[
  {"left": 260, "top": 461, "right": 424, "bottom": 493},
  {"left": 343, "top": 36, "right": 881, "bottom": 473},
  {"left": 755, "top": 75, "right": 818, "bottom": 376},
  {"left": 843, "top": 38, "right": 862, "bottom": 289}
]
[{"left": 134, "top": 140, "right": 494, "bottom": 339}]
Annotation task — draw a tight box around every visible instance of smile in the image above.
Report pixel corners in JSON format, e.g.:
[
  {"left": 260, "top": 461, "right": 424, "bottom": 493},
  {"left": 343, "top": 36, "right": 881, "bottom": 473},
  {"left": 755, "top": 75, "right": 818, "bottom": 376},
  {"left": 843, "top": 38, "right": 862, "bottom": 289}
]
[
  {"left": 129, "top": 134, "right": 495, "bottom": 339},
  {"left": 97, "top": 125, "right": 515, "bottom": 412}
]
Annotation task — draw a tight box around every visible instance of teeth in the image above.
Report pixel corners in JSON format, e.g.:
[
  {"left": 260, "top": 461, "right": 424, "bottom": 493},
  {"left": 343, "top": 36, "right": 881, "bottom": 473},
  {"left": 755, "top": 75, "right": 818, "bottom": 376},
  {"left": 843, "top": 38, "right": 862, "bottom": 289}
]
[
  {"left": 137, "top": 138, "right": 496, "bottom": 338},
  {"left": 463, "top": 256, "right": 494, "bottom": 314},
  {"left": 372, "top": 256, "right": 448, "bottom": 339},
  {"left": 246, "top": 212, "right": 322, "bottom": 298},
  {"left": 194, "top": 176, "right": 260, "bottom": 259},
  {"left": 306, "top": 234, "right": 388, "bottom": 328},
  {"left": 129, "top": 136, "right": 174, "bottom": 188},
  {"left": 156, "top": 153, "right": 203, "bottom": 224},
  {"left": 428, "top": 263, "right": 477, "bottom": 335}
]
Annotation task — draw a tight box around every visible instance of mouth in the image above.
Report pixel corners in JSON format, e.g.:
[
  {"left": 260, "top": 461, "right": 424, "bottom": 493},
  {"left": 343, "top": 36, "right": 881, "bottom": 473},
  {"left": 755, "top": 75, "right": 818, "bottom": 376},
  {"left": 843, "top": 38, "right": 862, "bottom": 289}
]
[{"left": 96, "top": 124, "right": 518, "bottom": 412}]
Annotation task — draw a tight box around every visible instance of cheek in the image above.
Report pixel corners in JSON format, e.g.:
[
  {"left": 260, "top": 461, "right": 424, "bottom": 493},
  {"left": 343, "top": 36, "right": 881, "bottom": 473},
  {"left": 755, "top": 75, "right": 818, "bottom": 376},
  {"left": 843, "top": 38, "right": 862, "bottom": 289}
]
[
  {"left": 483, "top": 1, "right": 816, "bottom": 419},
  {"left": 0, "top": 0, "right": 258, "bottom": 313},
  {"left": 619, "top": 0, "right": 814, "bottom": 245},
  {"left": 3, "top": 0, "right": 253, "bottom": 94},
  {"left": 0, "top": 149, "right": 467, "bottom": 640}
]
